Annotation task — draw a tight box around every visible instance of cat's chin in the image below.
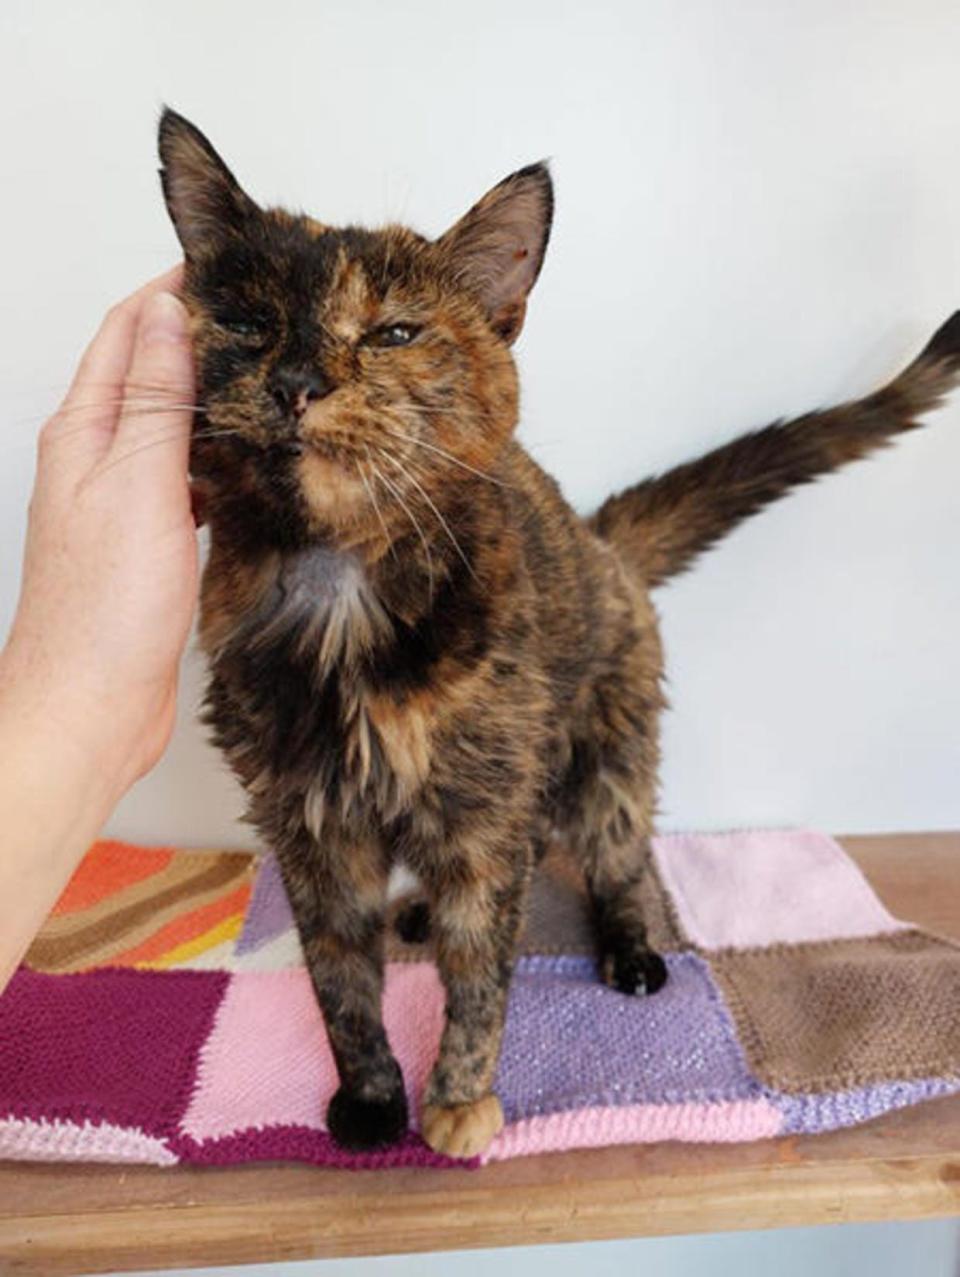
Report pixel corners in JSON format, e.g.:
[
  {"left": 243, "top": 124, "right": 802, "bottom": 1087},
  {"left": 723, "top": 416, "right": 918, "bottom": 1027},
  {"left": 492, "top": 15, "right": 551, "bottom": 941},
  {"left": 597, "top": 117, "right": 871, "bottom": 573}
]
[{"left": 297, "top": 450, "right": 367, "bottom": 523}]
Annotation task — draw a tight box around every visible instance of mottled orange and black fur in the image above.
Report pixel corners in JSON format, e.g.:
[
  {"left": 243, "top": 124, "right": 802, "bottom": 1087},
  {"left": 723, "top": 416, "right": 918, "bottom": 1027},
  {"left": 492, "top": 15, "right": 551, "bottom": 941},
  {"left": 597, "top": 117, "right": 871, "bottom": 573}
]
[{"left": 157, "top": 108, "right": 960, "bottom": 1157}]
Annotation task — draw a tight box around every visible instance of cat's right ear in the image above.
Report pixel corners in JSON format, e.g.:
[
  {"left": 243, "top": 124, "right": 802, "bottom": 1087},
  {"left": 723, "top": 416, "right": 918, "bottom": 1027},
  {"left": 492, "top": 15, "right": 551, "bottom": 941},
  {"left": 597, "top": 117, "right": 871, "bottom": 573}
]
[
  {"left": 435, "top": 162, "right": 554, "bottom": 344},
  {"left": 158, "top": 108, "right": 257, "bottom": 259}
]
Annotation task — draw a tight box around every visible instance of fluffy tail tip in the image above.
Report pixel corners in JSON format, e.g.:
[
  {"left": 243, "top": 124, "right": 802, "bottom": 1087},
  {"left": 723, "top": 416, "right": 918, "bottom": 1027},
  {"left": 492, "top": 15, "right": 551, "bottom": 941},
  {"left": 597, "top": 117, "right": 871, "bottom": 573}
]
[{"left": 920, "top": 309, "right": 960, "bottom": 364}]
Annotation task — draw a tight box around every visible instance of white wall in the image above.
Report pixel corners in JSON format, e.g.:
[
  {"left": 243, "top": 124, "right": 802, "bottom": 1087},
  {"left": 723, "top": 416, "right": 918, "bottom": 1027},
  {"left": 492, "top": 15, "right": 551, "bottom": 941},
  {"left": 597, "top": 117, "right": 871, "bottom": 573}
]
[{"left": 1, "top": 0, "right": 958, "bottom": 849}]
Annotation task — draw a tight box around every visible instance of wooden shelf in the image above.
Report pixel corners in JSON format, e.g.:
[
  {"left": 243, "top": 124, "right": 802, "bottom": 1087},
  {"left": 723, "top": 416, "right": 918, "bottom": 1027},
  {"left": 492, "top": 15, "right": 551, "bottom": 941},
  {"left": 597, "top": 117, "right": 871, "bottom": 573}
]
[{"left": 1, "top": 832, "right": 959, "bottom": 1275}]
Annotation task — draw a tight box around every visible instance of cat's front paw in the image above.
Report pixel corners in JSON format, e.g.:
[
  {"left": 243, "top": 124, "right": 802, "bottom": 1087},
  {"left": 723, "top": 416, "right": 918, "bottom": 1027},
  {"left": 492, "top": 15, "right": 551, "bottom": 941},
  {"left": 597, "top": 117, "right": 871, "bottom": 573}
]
[
  {"left": 420, "top": 1094, "right": 504, "bottom": 1158},
  {"left": 601, "top": 945, "right": 668, "bottom": 997},
  {"left": 327, "top": 1084, "right": 409, "bottom": 1151}
]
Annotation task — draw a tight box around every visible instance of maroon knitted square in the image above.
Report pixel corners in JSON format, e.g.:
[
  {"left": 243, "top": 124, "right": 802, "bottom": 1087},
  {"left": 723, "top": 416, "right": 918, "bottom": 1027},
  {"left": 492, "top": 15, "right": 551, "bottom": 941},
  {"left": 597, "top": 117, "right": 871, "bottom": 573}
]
[{"left": 0, "top": 966, "right": 228, "bottom": 1137}]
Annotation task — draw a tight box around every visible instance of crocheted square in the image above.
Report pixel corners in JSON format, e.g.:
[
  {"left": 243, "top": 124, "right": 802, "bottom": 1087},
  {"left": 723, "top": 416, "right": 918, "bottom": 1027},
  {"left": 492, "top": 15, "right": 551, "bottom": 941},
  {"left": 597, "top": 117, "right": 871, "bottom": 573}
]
[
  {"left": 0, "top": 966, "right": 227, "bottom": 1138},
  {"left": 651, "top": 829, "right": 905, "bottom": 950},
  {"left": 711, "top": 929, "right": 960, "bottom": 1093}
]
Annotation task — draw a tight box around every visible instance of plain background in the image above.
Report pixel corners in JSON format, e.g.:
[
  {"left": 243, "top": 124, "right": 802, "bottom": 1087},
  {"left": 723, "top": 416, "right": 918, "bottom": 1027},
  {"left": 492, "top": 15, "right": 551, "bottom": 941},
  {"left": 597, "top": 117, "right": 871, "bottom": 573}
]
[
  {"left": 1, "top": 2, "right": 958, "bottom": 1274},
  {"left": 2, "top": 0, "right": 959, "bottom": 850}
]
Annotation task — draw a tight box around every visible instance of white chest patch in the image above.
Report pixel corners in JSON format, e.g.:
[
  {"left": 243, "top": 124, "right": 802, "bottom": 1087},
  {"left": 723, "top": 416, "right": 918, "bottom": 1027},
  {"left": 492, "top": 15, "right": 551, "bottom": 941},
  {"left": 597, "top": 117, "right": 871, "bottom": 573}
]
[{"left": 251, "top": 546, "right": 390, "bottom": 671}]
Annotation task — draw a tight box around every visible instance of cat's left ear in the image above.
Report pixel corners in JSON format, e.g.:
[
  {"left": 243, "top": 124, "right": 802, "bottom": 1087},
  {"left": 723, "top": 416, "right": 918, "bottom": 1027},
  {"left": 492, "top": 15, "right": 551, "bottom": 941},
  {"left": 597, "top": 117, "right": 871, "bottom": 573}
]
[
  {"left": 436, "top": 162, "right": 553, "bottom": 344},
  {"left": 158, "top": 107, "right": 258, "bottom": 260}
]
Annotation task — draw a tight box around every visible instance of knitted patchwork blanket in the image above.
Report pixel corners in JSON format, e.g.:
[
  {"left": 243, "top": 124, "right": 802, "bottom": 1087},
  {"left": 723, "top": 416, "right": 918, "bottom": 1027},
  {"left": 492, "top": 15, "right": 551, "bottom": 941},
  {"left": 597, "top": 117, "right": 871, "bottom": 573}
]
[{"left": 1, "top": 830, "right": 958, "bottom": 1170}]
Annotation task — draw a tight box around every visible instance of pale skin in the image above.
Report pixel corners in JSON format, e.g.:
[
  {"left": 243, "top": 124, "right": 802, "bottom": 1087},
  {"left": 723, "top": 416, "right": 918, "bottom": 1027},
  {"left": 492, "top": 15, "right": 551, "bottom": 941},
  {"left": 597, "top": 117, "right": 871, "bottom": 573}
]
[{"left": 0, "top": 268, "right": 197, "bottom": 993}]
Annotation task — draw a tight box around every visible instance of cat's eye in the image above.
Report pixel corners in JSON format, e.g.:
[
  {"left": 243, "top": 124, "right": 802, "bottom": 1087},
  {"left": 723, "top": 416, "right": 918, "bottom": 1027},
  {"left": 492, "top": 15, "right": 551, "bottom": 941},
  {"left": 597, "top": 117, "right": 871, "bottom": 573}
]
[
  {"left": 218, "top": 316, "right": 269, "bottom": 343},
  {"left": 364, "top": 323, "right": 421, "bottom": 349}
]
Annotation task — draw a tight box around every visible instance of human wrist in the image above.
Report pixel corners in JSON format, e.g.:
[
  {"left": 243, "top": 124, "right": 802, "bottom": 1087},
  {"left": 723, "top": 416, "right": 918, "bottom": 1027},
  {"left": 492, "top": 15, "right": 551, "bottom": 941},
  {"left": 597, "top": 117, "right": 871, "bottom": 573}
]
[
  {"left": 0, "top": 661, "right": 129, "bottom": 992},
  {"left": 0, "top": 648, "right": 135, "bottom": 815}
]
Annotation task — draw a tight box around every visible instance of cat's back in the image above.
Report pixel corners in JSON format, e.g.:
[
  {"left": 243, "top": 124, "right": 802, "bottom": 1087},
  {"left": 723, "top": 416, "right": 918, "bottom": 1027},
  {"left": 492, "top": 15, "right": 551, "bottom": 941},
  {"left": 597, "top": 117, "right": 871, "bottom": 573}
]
[{"left": 497, "top": 439, "right": 646, "bottom": 676}]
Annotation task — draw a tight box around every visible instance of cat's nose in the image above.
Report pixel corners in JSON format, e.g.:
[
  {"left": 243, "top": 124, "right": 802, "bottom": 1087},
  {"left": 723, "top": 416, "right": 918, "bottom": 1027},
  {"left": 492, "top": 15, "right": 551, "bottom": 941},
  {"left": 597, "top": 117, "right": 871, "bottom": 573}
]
[{"left": 271, "top": 368, "right": 333, "bottom": 418}]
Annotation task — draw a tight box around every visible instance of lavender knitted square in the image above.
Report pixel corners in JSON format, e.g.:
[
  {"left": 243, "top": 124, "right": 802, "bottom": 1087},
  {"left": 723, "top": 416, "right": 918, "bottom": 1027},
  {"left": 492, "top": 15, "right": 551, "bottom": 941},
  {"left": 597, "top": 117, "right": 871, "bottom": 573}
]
[{"left": 495, "top": 954, "right": 759, "bottom": 1122}]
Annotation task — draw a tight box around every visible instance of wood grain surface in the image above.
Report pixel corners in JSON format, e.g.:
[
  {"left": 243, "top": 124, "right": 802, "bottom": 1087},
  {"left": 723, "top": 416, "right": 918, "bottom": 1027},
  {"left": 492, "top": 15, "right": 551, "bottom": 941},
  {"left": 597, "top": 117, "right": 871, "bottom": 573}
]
[{"left": 1, "top": 832, "right": 958, "bottom": 1275}]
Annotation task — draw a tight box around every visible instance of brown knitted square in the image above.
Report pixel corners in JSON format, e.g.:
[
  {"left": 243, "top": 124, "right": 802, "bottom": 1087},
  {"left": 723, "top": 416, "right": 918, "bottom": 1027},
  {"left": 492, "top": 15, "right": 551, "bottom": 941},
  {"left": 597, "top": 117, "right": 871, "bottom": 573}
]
[{"left": 711, "top": 929, "right": 960, "bottom": 1093}]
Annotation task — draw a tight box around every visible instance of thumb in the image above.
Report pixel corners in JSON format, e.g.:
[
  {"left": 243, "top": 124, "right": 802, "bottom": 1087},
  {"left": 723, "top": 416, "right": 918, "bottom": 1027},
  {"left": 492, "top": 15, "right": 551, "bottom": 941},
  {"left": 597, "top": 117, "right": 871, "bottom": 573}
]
[{"left": 111, "top": 291, "right": 194, "bottom": 489}]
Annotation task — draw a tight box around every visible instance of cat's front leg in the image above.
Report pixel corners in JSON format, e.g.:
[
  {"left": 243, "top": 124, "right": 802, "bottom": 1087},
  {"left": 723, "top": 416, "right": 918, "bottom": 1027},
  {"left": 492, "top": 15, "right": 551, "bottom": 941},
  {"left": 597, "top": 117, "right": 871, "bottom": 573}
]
[
  {"left": 274, "top": 834, "right": 407, "bottom": 1151},
  {"left": 417, "top": 841, "right": 531, "bottom": 1158}
]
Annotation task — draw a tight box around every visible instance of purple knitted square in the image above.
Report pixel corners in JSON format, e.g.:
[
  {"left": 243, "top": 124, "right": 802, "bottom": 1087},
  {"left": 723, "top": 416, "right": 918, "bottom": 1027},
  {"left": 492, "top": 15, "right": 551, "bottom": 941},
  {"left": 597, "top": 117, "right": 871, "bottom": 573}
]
[
  {"left": 495, "top": 954, "right": 760, "bottom": 1122},
  {"left": 236, "top": 855, "right": 295, "bottom": 954},
  {"left": 0, "top": 966, "right": 228, "bottom": 1137},
  {"left": 773, "top": 1076, "right": 960, "bottom": 1134}
]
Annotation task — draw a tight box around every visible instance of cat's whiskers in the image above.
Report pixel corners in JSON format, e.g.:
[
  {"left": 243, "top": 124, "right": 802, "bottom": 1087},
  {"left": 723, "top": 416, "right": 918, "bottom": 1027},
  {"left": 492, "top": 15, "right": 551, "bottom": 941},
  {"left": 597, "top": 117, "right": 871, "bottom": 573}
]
[
  {"left": 11, "top": 399, "right": 203, "bottom": 438},
  {"left": 20, "top": 372, "right": 251, "bottom": 412},
  {"left": 36, "top": 397, "right": 256, "bottom": 444},
  {"left": 371, "top": 459, "right": 435, "bottom": 600},
  {"left": 379, "top": 424, "right": 511, "bottom": 490},
  {"left": 85, "top": 427, "right": 246, "bottom": 480},
  {"left": 358, "top": 449, "right": 397, "bottom": 562},
  {"left": 376, "top": 448, "right": 477, "bottom": 581}
]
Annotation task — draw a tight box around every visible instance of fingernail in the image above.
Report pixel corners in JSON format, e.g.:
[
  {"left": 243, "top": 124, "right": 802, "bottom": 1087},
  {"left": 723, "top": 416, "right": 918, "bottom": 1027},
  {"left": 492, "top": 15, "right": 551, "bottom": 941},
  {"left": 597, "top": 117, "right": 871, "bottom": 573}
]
[{"left": 141, "top": 291, "right": 188, "bottom": 343}]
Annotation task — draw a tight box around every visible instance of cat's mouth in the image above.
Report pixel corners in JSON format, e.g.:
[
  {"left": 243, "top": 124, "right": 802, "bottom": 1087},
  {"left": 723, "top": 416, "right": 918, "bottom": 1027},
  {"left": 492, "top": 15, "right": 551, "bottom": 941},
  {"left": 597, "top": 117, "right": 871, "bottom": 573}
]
[
  {"left": 193, "top": 423, "right": 371, "bottom": 528},
  {"left": 303, "top": 433, "right": 354, "bottom": 464},
  {"left": 257, "top": 425, "right": 356, "bottom": 473}
]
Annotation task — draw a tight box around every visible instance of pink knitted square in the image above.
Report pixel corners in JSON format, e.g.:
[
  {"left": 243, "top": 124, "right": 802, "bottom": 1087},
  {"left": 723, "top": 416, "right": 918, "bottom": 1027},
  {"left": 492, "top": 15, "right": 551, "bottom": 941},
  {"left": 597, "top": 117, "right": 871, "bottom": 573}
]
[
  {"left": 483, "top": 1097, "right": 784, "bottom": 1162},
  {"left": 652, "top": 829, "right": 904, "bottom": 950},
  {"left": 182, "top": 963, "right": 445, "bottom": 1141}
]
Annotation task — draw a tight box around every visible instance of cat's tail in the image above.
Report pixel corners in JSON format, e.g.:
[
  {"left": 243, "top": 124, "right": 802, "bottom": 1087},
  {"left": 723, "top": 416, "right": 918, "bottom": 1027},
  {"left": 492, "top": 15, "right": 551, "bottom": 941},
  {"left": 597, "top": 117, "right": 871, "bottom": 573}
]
[{"left": 588, "top": 312, "right": 960, "bottom": 588}]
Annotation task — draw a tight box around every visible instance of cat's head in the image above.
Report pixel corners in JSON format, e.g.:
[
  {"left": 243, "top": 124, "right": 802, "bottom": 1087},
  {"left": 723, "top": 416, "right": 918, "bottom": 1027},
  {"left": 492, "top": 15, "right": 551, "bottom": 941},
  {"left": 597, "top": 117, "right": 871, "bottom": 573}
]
[{"left": 158, "top": 108, "right": 552, "bottom": 551}]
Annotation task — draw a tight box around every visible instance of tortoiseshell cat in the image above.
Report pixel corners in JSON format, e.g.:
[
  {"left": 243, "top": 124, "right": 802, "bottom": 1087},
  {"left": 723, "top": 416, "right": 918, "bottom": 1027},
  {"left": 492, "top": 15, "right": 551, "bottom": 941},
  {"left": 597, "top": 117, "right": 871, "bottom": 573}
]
[{"left": 157, "top": 108, "right": 960, "bottom": 1157}]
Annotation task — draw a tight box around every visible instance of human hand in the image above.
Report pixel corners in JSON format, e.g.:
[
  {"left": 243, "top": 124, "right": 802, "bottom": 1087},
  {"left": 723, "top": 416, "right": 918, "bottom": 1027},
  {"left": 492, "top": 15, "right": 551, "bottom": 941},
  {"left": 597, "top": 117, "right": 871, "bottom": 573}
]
[{"left": 0, "top": 268, "right": 198, "bottom": 798}]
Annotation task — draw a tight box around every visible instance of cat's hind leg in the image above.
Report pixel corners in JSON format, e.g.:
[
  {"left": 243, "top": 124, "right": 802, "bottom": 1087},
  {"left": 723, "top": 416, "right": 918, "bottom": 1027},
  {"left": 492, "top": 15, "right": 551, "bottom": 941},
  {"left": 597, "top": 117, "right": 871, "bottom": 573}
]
[{"left": 564, "top": 629, "right": 669, "bottom": 997}]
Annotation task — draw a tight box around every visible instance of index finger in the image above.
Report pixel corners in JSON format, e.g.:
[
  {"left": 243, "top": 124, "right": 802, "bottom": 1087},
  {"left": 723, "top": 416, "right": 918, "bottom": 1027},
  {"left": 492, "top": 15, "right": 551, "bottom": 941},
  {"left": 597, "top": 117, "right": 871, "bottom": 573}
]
[{"left": 56, "top": 265, "right": 186, "bottom": 430}]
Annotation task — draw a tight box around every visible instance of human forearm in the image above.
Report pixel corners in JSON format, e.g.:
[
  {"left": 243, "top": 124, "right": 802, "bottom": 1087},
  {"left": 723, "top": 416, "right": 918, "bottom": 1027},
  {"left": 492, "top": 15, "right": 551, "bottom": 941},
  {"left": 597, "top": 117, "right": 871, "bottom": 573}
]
[
  {"left": 0, "top": 276, "right": 196, "bottom": 996},
  {"left": 0, "top": 665, "right": 127, "bottom": 991}
]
